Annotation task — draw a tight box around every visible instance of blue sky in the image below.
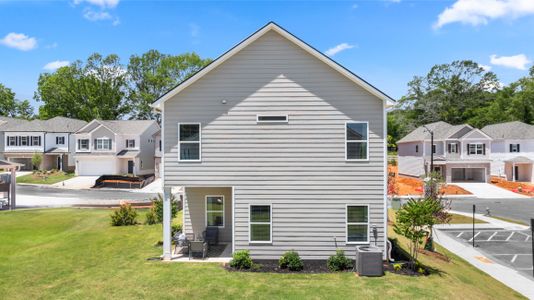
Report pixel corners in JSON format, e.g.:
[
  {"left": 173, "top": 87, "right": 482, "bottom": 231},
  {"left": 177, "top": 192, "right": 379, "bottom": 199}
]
[{"left": 1, "top": 0, "right": 534, "bottom": 112}]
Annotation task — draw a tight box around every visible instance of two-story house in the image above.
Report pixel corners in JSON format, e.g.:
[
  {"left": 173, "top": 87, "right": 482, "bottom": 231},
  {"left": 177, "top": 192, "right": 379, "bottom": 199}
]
[
  {"left": 3, "top": 116, "right": 87, "bottom": 171},
  {"left": 152, "top": 23, "right": 391, "bottom": 260},
  {"left": 482, "top": 121, "right": 534, "bottom": 183},
  {"left": 397, "top": 121, "right": 492, "bottom": 183},
  {"left": 73, "top": 120, "right": 160, "bottom": 176},
  {"left": 0, "top": 116, "right": 30, "bottom": 161},
  {"left": 154, "top": 130, "right": 162, "bottom": 178}
]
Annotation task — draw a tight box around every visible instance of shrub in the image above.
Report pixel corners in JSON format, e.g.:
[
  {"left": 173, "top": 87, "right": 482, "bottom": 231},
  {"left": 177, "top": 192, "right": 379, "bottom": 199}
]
[
  {"left": 31, "top": 153, "right": 42, "bottom": 170},
  {"left": 393, "top": 263, "right": 403, "bottom": 272},
  {"left": 110, "top": 203, "right": 138, "bottom": 226},
  {"left": 229, "top": 250, "right": 253, "bottom": 270},
  {"left": 145, "top": 209, "right": 157, "bottom": 225},
  {"left": 279, "top": 250, "right": 304, "bottom": 271},
  {"left": 149, "top": 193, "right": 180, "bottom": 224},
  {"left": 327, "top": 249, "right": 353, "bottom": 271},
  {"left": 172, "top": 224, "right": 182, "bottom": 236}
]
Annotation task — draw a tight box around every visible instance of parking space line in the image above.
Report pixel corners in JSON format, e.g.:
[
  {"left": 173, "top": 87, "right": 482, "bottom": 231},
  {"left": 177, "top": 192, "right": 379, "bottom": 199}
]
[
  {"left": 488, "top": 232, "right": 498, "bottom": 241},
  {"left": 505, "top": 232, "right": 514, "bottom": 241},
  {"left": 468, "top": 231, "right": 481, "bottom": 242},
  {"left": 456, "top": 232, "right": 464, "bottom": 238},
  {"left": 511, "top": 255, "right": 518, "bottom": 263}
]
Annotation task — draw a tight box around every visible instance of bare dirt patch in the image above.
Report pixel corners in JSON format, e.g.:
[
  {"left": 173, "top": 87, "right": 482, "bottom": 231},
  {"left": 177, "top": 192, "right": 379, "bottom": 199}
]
[{"left": 491, "top": 176, "right": 534, "bottom": 197}]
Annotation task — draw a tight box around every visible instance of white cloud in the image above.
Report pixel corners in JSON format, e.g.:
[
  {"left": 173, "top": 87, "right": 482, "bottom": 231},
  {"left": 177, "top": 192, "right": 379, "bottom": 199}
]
[
  {"left": 325, "top": 43, "right": 355, "bottom": 57},
  {"left": 490, "top": 54, "right": 531, "bottom": 70},
  {"left": 83, "top": 8, "right": 112, "bottom": 21},
  {"left": 189, "top": 23, "right": 200, "bottom": 37},
  {"left": 0, "top": 32, "right": 37, "bottom": 51},
  {"left": 45, "top": 42, "right": 58, "bottom": 49},
  {"left": 479, "top": 64, "right": 492, "bottom": 71},
  {"left": 434, "top": 0, "right": 534, "bottom": 29},
  {"left": 73, "top": 0, "right": 119, "bottom": 9},
  {"left": 43, "top": 60, "right": 70, "bottom": 71}
]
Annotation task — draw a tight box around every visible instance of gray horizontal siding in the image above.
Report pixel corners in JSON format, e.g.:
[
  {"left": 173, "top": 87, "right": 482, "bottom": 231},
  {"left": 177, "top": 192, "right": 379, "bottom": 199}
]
[{"left": 162, "top": 30, "right": 385, "bottom": 259}]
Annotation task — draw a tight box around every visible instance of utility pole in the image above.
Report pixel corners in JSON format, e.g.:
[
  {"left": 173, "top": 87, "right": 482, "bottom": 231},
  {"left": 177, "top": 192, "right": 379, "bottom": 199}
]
[{"left": 422, "top": 125, "right": 434, "bottom": 174}]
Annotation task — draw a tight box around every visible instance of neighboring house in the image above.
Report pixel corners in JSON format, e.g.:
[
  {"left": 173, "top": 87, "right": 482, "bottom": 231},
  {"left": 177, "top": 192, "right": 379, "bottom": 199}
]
[
  {"left": 154, "top": 130, "right": 162, "bottom": 178},
  {"left": 73, "top": 120, "right": 160, "bottom": 176},
  {"left": 153, "top": 22, "right": 391, "bottom": 260},
  {"left": 397, "top": 121, "right": 492, "bottom": 183},
  {"left": 3, "top": 116, "right": 87, "bottom": 171},
  {"left": 482, "top": 121, "right": 534, "bottom": 183}
]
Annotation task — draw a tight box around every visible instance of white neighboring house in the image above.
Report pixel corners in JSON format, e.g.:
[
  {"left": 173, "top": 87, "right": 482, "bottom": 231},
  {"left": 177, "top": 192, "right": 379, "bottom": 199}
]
[
  {"left": 73, "top": 120, "right": 160, "bottom": 176},
  {"left": 153, "top": 130, "right": 162, "bottom": 178},
  {"left": 482, "top": 121, "right": 534, "bottom": 183},
  {"left": 397, "top": 121, "right": 492, "bottom": 183},
  {"left": 3, "top": 117, "right": 87, "bottom": 171}
]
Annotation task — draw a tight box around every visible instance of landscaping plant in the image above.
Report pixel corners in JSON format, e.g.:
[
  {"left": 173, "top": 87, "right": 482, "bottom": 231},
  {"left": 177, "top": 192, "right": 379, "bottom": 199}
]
[
  {"left": 229, "top": 250, "right": 253, "bottom": 270},
  {"left": 110, "top": 203, "right": 138, "bottom": 226},
  {"left": 279, "top": 250, "right": 304, "bottom": 271},
  {"left": 148, "top": 193, "right": 180, "bottom": 224},
  {"left": 422, "top": 171, "right": 451, "bottom": 251},
  {"left": 327, "top": 249, "right": 353, "bottom": 271},
  {"left": 31, "top": 153, "right": 43, "bottom": 170}
]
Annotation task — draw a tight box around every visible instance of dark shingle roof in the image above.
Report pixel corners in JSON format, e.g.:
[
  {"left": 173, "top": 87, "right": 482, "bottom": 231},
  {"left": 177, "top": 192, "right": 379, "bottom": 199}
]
[{"left": 481, "top": 121, "right": 534, "bottom": 140}]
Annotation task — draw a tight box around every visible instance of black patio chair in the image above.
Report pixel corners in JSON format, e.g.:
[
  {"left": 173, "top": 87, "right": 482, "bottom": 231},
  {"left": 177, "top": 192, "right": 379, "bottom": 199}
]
[{"left": 203, "top": 226, "right": 219, "bottom": 246}]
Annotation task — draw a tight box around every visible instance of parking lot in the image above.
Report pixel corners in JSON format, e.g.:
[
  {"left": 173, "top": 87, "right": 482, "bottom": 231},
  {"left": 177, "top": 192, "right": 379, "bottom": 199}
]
[{"left": 441, "top": 229, "right": 533, "bottom": 278}]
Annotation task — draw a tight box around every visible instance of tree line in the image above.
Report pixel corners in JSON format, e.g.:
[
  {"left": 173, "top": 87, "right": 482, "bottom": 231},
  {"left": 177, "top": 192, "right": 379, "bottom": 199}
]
[
  {"left": 389, "top": 60, "right": 534, "bottom": 148},
  {"left": 0, "top": 50, "right": 212, "bottom": 122}
]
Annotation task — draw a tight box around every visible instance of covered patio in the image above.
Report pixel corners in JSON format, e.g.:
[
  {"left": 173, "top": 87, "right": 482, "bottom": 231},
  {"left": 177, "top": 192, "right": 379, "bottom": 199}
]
[{"left": 504, "top": 156, "right": 534, "bottom": 183}]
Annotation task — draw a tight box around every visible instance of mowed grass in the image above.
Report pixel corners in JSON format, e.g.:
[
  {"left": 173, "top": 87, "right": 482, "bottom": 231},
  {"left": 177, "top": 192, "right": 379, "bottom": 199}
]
[
  {"left": 17, "top": 172, "right": 75, "bottom": 184},
  {"left": 447, "top": 213, "right": 487, "bottom": 224},
  {"left": 0, "top": 209, "right": 525, "bottom": 299}
]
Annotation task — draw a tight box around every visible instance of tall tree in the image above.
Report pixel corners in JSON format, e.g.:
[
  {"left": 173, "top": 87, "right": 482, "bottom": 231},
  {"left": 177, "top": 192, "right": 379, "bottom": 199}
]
[
  {"left": 0, "top": 83, "right": 33, "bottom": 119},
  {"left": 35, "top": 53, "right": 128, "bottom": 121},
  {"left": 127, "top": 50, "right": 211, "bottom": 121},
  {"left": 398, "top": 60, "right": 499, "bottom": 127}
]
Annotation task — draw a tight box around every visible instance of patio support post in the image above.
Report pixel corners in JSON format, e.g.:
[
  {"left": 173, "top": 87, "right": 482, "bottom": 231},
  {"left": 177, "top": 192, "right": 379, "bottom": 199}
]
[
  {"left": 10, "top": 167, "right": 16, "bottom": 211},
  {"left": 162, "top": 187, "right": 172, "bottom": 261}
]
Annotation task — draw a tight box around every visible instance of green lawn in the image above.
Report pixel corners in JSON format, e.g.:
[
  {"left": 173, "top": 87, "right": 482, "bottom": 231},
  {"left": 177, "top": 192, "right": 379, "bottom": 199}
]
[
  {"left": 447, "top": 213, "right": 487, "bottom": 224},
  {"left": 16, "top": 172, "right": 75, "bottom": 184},
  {"left": 0, "top": 209, "right": 524, "bottom": 299}
]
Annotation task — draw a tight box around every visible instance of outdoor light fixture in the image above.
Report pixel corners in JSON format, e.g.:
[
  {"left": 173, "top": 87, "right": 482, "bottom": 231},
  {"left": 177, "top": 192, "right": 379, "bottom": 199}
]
[{"left": 221, "top": 99, "right": 227, "bottom": 104}]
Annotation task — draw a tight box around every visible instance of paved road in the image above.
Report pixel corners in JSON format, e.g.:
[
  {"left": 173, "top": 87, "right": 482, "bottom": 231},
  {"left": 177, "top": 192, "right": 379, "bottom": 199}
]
[
  {"left": 12, "top": 185, "right": 157, "bottom": 208},
  {"left": 449, "top": 197, "right": 534, "bottom": 225}
]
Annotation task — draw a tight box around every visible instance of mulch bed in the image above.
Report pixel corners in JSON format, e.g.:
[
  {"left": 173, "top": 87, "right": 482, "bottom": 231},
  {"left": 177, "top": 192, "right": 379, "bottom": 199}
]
[{"left": 224, "top": 259, "right": 341, "bottom": 273}]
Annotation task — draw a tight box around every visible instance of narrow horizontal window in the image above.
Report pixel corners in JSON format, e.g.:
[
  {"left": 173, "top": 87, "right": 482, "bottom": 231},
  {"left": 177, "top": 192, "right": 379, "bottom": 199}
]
[{"left": 256, "top": 115, "right": 288, "bottom": 123}]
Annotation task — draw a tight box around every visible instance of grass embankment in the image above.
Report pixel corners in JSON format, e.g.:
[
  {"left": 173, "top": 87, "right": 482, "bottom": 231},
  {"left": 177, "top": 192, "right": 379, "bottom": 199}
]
[
  {"left": 0, "top": 208, "right": 523, "bottom": 299},
  {"left": 17, "top": 171, "right": 75, "bottom": 185}
]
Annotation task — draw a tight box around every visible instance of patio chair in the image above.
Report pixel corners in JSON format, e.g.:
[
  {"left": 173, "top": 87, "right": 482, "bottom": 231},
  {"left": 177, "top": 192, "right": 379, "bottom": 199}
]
[
  {"left": 172, "top": 231, "right": 189, "bottom": 255},
  {"left": 189, "top": 240, "right": 208, "bottom": 260},
  {"left": 203, "top": 226, "right": 219, "bottom": 246}
]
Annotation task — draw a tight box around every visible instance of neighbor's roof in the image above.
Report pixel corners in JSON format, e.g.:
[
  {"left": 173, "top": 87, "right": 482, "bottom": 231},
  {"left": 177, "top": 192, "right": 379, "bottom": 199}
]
[
  {"left": 4, "top": 116, "right": 87, "bottom": 133},
  {"left": 505, "top": 156, "right": 533, "bottom": 164},
  {"left": 397, "top": 122, "right": 483, "bottom": 143},
  {"left": 77, "top": 119, "right": 158, "bottom": 135},
  {"left": 481, "top": 121, "right": 534, "bottom": 140},
  {"left": 0, "top": 116, "right": 30, "bottom": 130},
  {"left": 151, "top": 22, "right": 395, "bottom": 110},
  {"left": 116, "top": 149, "right": 140, "bottom": 158}
]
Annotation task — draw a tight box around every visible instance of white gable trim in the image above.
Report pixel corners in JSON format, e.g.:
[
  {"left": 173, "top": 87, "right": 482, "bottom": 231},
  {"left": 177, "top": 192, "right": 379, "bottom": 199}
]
[
  {"left": 460, "top": 128, "right": 493, "bottom": 140},
  {"left": 76, "top": 120, "right": 117, "bottom": 135},
  {"left": 152, "top": 22, "right": 394, "bottom": 110}
]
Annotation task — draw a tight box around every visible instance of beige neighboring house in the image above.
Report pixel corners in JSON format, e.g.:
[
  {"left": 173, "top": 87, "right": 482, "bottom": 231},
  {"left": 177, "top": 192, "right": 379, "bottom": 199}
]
[
  {"left": 482, "top": 121, "right": 534, "bottom": 183},
  {"left": 73, "top": 120, "right": 160, "bottom": 176},
  {"left": 2, "top": 116, "right": 87, "bottom": 171},
  {"left": 153, "top": 22, "right": 391, "bottom": 260},
  {"left": 397, "top": 121, "right": 492, "bottom": 183}
]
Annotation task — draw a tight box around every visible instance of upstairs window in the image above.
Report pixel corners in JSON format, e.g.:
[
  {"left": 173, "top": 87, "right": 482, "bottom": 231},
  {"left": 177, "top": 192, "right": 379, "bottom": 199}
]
[
  {"left": 20, "top": 136, "right": 28, "bottom": 146},
  {"left": 126, "top": 139, "right": 135, "bottom": 148},
  {"left": 56, "top": 136, "right": 65, "bottom": 145},
  {"left": 7, "top": 136, "right": 16, "bottom": 146},
  {"left": 179, "top": 123, "right": 201, "bottom": 161},
  {"left": 347, "top": 205, "right": 369, "bottom": 243},
  {"left": 77, "top": 139, "right": 89, "bottom": 151},
  {"left": 95, "top": 138, "right": 112, "bottom": 150},
  {"left": 510, "top": 144, "right": 520, "bottom": 153},
  {"left": 467, "top": 143, "right": 484, "bottom": 155},
  {"left": 346, "top": 122, "right": 368, "bottom": 160},
  {"left": 432, "top": 144, "right": 437, "bottom": 154},
  {"left": 206, "top": 196, "right": 224, "bottom": 227},
  {"left": 256, "top": 115, "right": 288, "bottom": 123},
  {"left": 32, "top": 136, "right": 41, "bottom": 146},
  {"left": 448, "top": 143, "right": 458, "bottom": 153}
]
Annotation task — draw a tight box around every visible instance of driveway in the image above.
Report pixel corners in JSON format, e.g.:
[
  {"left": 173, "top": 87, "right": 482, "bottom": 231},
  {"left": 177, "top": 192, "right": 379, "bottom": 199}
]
[
  {"left": 453, "top": 182, "right": 528, "bottom": 199},
  {"left": 50, "top": 176, "right": 99, "bottom": 189},
  {"left": 450, "top": 197, "right": 534, "bottom": 225}
]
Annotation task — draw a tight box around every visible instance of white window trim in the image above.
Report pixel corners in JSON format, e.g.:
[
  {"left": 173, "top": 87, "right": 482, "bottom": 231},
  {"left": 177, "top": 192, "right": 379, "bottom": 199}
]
[
  {"left": 96, "top": 137, "right": 112, "bottom": 151},
  {"left": 450, "top": 143, "right": 458, "bottom": 153},
  {"left": 248, "top": 203, "right": 272, "bottom": 244},
  {"left": 510, "top": 144, "right": 520, "bottom": 153},
  {"left": 468, "top": 143, "right": 484, "bottom": 155},
  {"left": 205, "top": 195, "right": 225, "bottom": 228},
  {"left": 7, "top": 136, "right": 16, "bottom": 146},
  {"left": 20, "top": 136, "right": 28, "bottom": 146},
  {"left": 256, "top": 114, "right": 289, "bottom": 123},
  {"left": 346, "top": 204, "right": 370, "bottom": 245},
  {"left": 56, "top": 136, "right": 65, "bottom": 145},
  {"left": 345, "top": 121, "right": 369, "bottom": 161},
  {"left": 178, "top": 123, "right": 201, "bottom": 162},
  {"left": 77, "top": 139, "right": 90, "bottom": 151},
  {"left": 126, "top": 139, "right": 136, "bottom": 149}
]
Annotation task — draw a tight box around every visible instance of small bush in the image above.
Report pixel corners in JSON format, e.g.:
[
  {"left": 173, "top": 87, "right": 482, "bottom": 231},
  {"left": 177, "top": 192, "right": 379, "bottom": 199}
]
[
  {"left": 229, "top": 250, "right": 253, "bottom": 270},
  {"left": 327, "top": 249, "right": 353, "bottom": 271},
  {"left": 149, "top": 193, "right": 180, "bottom": 224},
  {"left": 145, "top": 209, "right": 157, "bottom": 225},
  {"left": 393, "top": 263, "right": 403, "bottom": 272},
  {"left": 279, "top": 250, "right": 304, "bottom": 271},
  {"left": 110, "top": 203, "right": 138, "bottom": 226},
  {"left": 172, "top": 224, "right": 182, "bottom": 236}
]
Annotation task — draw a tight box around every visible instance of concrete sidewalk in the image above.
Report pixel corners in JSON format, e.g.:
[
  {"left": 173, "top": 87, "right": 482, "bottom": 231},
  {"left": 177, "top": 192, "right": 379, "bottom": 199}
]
[
  {"left": 434, "top": 211, "right": 534, "bottom": 298},
  {"left": 453, "top": 183, "right": 528, "bottom": 199}
]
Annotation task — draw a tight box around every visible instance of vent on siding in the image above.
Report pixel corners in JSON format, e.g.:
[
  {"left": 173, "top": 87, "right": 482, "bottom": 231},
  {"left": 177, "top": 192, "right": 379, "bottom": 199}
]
[{"left": 256, "top": 115, "right": 288, "bottom": 123}]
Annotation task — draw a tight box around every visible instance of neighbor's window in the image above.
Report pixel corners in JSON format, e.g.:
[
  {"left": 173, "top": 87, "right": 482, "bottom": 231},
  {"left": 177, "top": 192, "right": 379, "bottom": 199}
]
[
  {"left": 346, "top": 122, "right": 368, "bottom": 160},
  {"left": 256, "top": 115, "right": 288, "bottom": 123},
  {"left": 468, "top": 143, "right": 484, "bottom": 155},
  {"left": 95, "top": 138, "right": 112, "bottom": 150},
  {"left": 20, "top": 136, "right": 28, "bottom": 146},
  {"left": 7, "top": 136, "right": 16, "bottom": 146},
  {"left": 179, "top": 123, "right": 201, "bottom": 161},
  {"left": 347, "top": 205, "right": 369, "bottom": 243},
  {"left": 206, "top": 196, "right": 224, "bottom": 227},
  {"left": 126, "top": 139, "right": 135, "bottom": 148},
  {"left": 56, "top": 136, "right": 65, "bottom": 145},
  {"left": 432, "top": 144, "right": 437, "bottom": 154},
  {"left": 31, "top": 136, "right": 41, "bottom": 146},
  {"left": 249, "top": 205, "right": 271, "bottom": 243},
  {"left": 449, "top": 143, "right": 458, "bottom": 153},
  {"left": 510, "top": 144, "right": 520, "bottom": 153},
  {"left": 78, "top": 139, "right": 89, "bottom": 151}
]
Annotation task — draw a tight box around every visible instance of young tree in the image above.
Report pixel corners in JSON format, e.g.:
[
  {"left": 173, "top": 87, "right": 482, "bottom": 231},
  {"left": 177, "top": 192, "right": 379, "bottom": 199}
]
[
  {"left": 127, "top": 50, "right": 211, "bottom": 121},
  {"left": 31, "top": 153, "right": 43, "bottom": 170},
  {"left": 0, "top": 83, "right": 33, "bottom": 119},
  {"left": 35, "top": 53, "right": 129, "bottom": 121}
]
